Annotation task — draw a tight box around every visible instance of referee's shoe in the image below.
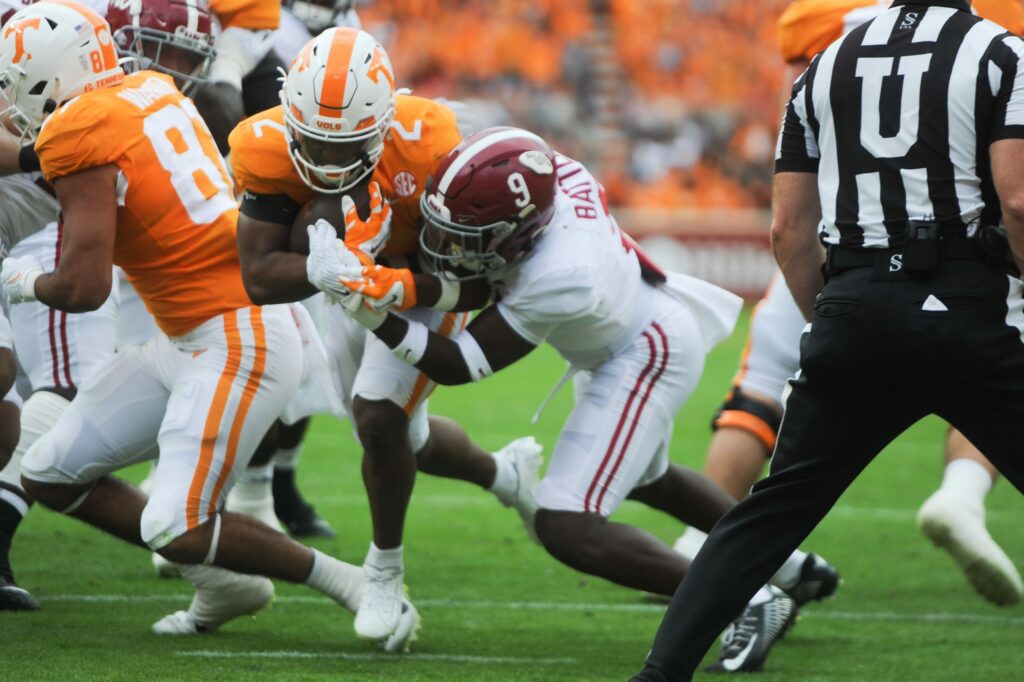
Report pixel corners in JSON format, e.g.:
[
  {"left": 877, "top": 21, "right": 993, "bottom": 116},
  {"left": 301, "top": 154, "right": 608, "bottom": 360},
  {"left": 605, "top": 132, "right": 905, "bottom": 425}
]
[{"left": 706, "top": 587, "right": 797, "bottom": 673}]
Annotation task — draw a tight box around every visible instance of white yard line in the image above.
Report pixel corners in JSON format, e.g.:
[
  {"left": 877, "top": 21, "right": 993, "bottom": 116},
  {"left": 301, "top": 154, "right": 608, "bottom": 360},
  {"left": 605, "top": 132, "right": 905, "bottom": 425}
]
[
  {"left": 44, "top": 594, "right": 1024, "bottom": 626},
  {"left": 175, "top": 650, "right": 577, "bottom": 665}
]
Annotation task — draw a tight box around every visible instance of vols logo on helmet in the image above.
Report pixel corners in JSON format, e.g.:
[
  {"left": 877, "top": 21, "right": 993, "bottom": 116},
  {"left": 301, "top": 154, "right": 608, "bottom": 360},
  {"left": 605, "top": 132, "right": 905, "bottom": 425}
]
[
  {"left": 4, "top": 16, "right": 42, "bottom": 64},
  {"left": 367, "top": 46, "right": 394, "bottom": 89}
]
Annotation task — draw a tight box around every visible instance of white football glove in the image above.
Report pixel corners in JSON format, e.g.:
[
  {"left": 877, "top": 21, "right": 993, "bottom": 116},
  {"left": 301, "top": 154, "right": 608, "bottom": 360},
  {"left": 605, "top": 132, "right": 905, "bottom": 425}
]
[
  {"left": 306, "top": 219, "right": 365, "bottom": 306},
  {"left": 1, "top": 255, "right": 43, "bottom": 305}
]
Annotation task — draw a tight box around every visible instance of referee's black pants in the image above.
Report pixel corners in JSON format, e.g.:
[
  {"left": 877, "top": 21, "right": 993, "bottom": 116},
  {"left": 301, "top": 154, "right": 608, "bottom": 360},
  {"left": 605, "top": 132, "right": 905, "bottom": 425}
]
[{"left": 634, "top": 258, "right": 1024, "bottom": 681}]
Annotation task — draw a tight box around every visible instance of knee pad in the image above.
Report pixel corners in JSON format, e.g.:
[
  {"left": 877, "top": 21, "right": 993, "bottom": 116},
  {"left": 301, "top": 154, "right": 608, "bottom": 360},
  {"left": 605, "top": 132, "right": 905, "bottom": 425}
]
[
  {"left": 711, "top": 387, "right": 782, "bottom": 452},
  {"left": 17, "top": 391, "right": 73, "bottom": 485}
]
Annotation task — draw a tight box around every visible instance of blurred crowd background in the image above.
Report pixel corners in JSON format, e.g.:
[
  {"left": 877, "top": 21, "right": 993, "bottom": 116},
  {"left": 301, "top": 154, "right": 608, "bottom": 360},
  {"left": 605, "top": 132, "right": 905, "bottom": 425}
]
[{"left": 359, "top": 0, "right": 792, "bottom": 211}]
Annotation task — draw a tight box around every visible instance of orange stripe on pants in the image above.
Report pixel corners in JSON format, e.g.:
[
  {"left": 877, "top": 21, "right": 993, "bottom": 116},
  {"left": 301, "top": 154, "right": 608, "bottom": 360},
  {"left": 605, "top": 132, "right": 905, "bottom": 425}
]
[
  {"left": 402, "top": 312, "right": 460, "bottom": 415},
  {"left": 207, "top": 307, "right": 268, "bottom": 517},
  {"left": 187, "top": 310, "right": 243, "bottom": 530}
]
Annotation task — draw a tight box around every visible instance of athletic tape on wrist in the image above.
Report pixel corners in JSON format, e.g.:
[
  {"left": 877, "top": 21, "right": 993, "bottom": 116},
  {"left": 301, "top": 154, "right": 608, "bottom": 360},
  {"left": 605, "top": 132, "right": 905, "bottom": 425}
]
[
  {"left": 23, "top": 269, "right": 41, "bottom": 301},
  {"left": 431, "top": 275, "right": 461, "bottom": 311},
  {"left": 392, "top": 321, "right": 429, "bottom": 365},
  {"left": 456, "top": 332, "right": 493, "bottom": 382}
]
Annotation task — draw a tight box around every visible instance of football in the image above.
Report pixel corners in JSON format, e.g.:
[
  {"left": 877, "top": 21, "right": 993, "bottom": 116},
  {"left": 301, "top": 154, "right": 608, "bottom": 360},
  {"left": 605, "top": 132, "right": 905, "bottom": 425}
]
[
  {"left": 289, "top": 195, "right": 342, "bottom": 255},
  {"left": 288, "top": 184, "right": 372, "bottom": 254}
]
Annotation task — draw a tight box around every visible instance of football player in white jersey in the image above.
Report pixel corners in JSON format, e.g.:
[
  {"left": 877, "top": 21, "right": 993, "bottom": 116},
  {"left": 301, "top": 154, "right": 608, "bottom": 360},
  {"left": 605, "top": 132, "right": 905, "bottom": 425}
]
[
  {"left": 673, "top": 0, "right": 1022, "bottom": 608},
  {"left": 308, "top": 128, "right": 820, "bottom": 668}
]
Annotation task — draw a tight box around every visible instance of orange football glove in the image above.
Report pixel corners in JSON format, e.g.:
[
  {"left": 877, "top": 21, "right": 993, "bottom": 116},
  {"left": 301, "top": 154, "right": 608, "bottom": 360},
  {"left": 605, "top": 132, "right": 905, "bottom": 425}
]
[
  {"left": 339, "top": 264, "right": 417, "bottom": 312},
  {"left": 342, "top": 181, "right": 392, "bottom": 264}
]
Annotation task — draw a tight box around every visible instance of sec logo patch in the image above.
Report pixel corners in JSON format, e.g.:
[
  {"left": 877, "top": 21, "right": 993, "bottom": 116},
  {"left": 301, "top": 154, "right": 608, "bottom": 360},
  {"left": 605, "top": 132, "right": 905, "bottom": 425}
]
[{"left": 393, "top": 171, "right": 416, "bottom": 197}]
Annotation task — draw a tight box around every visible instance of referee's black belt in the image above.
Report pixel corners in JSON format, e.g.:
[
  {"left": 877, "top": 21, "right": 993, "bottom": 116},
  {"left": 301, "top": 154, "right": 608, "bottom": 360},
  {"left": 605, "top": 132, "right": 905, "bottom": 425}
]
[{"left": 826, "top": 240, "right": 983, "bottom": 270}]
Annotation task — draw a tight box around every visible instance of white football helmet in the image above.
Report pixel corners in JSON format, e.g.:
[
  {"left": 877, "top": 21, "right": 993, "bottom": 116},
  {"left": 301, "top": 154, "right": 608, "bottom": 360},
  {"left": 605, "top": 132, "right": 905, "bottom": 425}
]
[
  {"left": 280, "top": 27, "right": 396, "bottom": 194},
  {"left": 0, "top": 0, "right": 124, "bottom": 142}
]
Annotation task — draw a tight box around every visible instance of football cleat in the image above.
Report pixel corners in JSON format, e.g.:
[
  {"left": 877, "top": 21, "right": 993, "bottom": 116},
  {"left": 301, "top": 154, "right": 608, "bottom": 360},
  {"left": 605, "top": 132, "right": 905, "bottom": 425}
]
[
  {"left": 918, "top": 489, "right": 1022, "bottom": 606},
  {"left": 354, "top": 563, "right": 405, "bottom": 641},
  {"left": 706, "top": 587, "right": 798, "bottom": 674},
  {"left": 381, "top": 599, "right": 421, "bottom": 653},
  {"left": 782, "top": 553, "right": 841, "bottom": 607},
  {"left": 151, "top": 552, "right": 181, "bottom": 578},
  {"left": 493, "top": 436, "right": 544, "bottom": 543},
  {"left": 152, "top": 565, "right": 274, "bottom": 635},
  {"left": 272, "top": 469, "right": 337, "bottom": 539},
  {"left": 0, "top": 575, "right": 39, "bottom": 611}
]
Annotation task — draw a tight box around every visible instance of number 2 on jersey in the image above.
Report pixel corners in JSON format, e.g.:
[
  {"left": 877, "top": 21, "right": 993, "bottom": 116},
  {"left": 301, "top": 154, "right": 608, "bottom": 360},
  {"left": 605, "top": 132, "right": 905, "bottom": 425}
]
[{"left": 143, "top": 102, "right": 235, "bottom": 225}]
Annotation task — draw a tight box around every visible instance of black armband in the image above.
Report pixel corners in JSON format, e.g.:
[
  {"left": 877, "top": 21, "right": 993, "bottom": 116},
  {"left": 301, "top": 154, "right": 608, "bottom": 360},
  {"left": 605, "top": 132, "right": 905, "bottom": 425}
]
[
  {"left": 19, "top": 145, "right": 40, "bottom": 173},
  {"left": 239, "top": 190, "right": 301, "bottom": 225}
]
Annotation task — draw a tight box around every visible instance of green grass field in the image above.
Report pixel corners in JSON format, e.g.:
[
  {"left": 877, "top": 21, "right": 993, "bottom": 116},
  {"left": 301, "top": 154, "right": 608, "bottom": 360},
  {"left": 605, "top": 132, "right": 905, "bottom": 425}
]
[{"left": 3, "top": 309, "right": 1023, "bottom": 681}]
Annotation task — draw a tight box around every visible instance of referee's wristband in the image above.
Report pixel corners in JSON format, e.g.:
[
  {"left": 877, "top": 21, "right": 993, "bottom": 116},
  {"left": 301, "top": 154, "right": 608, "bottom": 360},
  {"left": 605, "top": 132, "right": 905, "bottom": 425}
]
[{"left": 392, "top": 320, "right": 429, "bottom": 365}]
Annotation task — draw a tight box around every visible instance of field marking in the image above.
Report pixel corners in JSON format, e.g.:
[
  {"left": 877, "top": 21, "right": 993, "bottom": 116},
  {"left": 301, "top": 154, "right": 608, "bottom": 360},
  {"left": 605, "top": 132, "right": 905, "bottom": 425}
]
[
  {"left": 176, "top": 650, "right": 577, "bottom": 665},
  {"left": 317, "top": 494, "right": 1017, "bottom": 521},
  {"left": 44, "top": 594, "right": 1024, "bottom": 626}
]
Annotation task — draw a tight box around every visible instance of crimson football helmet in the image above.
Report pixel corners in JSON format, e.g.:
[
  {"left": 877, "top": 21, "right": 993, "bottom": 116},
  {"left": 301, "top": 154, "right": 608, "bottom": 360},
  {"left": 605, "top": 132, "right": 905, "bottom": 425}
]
[
  {"left": 106, "top": 0, "right": 215, "bottom": 92},
  {"left": 419, "top": 126, "right": 558, "bottom": 278}
]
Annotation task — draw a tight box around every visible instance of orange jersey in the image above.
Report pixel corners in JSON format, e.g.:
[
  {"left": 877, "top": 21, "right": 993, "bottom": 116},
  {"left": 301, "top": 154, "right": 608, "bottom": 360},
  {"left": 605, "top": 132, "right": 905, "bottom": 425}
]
[
  {"left": 230, "top": 94, "right": 461, "bottom": 258},
  {"left": 209, "top": 0, "right": 279, "bottom": 30},
  {"left": 36, "top": 71, "right": 251, "bottom": 337},
  {"left": 779, "top": 0, "right": 1023, "bottom": 64},
  {"left": 975, "top": 0, "right": 1024, "bottom": 34}
]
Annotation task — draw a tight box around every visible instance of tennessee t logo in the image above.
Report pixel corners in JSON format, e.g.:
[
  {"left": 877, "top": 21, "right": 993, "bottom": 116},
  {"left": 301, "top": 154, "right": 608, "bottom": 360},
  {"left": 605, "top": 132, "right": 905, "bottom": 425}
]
[
  {"left": 4, "top": 17, "right": 42, "bottom": 64},
  {"left": 367, "top": 48, "right": 395, "bottom": 89}
]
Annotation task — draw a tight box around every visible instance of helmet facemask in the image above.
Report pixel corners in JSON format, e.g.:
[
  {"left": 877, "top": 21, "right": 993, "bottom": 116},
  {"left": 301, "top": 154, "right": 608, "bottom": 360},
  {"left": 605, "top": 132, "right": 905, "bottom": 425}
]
[
  {"left": 0, "top": 66, "right": 54, "bottom": 143},
  {"left": 113, "top": 25, "right": 215, "bottom": 94},
  {"left": 283, "top": 97, "right": 394, "bottom": 194},
  {"left": 419, "top": 190, "right": 531, "bottom": 279}
]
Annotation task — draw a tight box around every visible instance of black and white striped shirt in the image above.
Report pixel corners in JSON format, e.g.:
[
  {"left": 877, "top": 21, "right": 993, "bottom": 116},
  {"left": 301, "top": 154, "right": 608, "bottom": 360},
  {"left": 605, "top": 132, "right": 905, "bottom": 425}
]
[{"left": 776, "top": 0, "right": 1024, "bottom": 248}]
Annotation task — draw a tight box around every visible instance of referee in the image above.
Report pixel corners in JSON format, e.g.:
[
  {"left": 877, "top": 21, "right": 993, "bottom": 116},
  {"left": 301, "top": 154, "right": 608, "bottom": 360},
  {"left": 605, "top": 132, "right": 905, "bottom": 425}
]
[{"left": 633, "top": 0, "right": 1024, "bottom": 678}]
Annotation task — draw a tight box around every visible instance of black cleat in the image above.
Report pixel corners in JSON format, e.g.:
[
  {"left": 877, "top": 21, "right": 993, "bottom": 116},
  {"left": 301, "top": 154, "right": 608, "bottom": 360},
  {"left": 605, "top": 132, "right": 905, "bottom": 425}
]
[
  {"left": 272, "top": 469, "right": 336, "bottom": 539},
  {"left": 783, "top": 553, "right": 840, "bottom": 607},
  {"left": 706, "top": 587, "right": 797, "bottom": 674},
  {"left": 0, "top": 575, "right": 39, "bottom": 611}
]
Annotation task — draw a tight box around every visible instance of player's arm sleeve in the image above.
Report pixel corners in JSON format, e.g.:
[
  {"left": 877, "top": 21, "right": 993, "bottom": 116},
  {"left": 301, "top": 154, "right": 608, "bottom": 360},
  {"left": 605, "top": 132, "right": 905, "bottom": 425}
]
[
  {"left": 774, "top": 60, "right": 821, "bottom": 174},
  {"left": 990, "top": 34, "right": 1024, "bottom": 142},
  {"left": 239, "top": 189, "right": 302, "bottom": 225}
]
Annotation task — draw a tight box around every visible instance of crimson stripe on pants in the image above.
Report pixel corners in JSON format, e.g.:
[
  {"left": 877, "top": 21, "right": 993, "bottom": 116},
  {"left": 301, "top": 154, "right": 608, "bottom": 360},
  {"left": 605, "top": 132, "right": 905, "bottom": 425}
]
[
  {"left": 583, "top": 327, "right": 661, "bottom": 513},
  {"left": 592, "top": 322, "right": 670, "bottom": 514}
]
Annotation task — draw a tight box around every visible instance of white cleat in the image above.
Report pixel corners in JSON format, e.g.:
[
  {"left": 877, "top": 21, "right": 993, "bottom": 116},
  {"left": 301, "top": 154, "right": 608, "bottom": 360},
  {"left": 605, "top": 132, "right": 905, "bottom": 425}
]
[
  {"left": 152, "top": 565, "right": 274, "bottom": 635},
  {"left": 494, "top": 436, "right": 544, "bottom": 543},
  {"left": 152, "top": 552, "right": 181, "bottom": 579},
  {"left": 225, "top": 483, "right": 284, "bottom": 532},
  {"left": 918, "top": 489, "right": 1023, "bottom": 606},
  {"left": 354, "top": 563, "right": 404, "bottom": 641},
  {"left": 381, "top": 599, "right": 421, "bottom": 653}
]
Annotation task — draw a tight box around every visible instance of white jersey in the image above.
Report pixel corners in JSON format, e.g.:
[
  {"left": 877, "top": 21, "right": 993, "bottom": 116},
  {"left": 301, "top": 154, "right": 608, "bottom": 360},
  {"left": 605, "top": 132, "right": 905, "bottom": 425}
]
[
  {"left": 0, "top": 174, "right": 60, "bottom": 256},
  {"left": 492, "top": 155, "right": 654, "bottom": 370}
]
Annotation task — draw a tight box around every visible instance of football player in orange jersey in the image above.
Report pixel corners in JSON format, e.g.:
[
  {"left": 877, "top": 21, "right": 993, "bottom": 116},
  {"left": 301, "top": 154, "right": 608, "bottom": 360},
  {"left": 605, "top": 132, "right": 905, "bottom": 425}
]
[
  {"left": 231, "top": 27, "right": 542, "bottom": 643},
  {"left": 0, "top": 1, "right": 418, "bottom": 647}
]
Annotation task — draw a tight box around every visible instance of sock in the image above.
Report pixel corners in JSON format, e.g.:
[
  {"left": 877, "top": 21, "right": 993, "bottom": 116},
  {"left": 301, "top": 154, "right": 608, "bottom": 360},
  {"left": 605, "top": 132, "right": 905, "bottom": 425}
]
[
  {"left": 365, "top": 542, "right": 404, "bottom": 571},
  {"left": 747, "top": 584, "right": 776, "bottom": 607},
  {"left": 0, "top": 494, "right": 28, "bottom": 580},
  {"left": 304, "top": 548, "right": 364, "bottom": 612},
  {"left": 673, "top": 526, "right": 708, "bottom": 560},
  {"left": 274, "top": 446, "right": 302, "bottom": 471},
  {"left": 232, "top": 462, "right": 273, "bottom": 504},
  {"left": 487, "top": 450, "right": 517, "bottom": 505},
  {"left": 771, "top": 549, "right": 809, "bottom": 591},
  {"left": 939, "top": 458, "right": 993, "bottom": 503}
]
